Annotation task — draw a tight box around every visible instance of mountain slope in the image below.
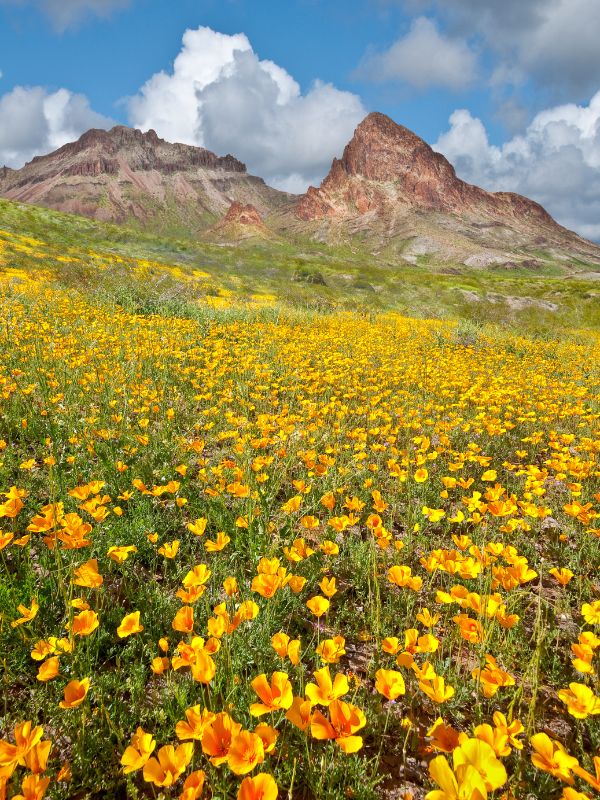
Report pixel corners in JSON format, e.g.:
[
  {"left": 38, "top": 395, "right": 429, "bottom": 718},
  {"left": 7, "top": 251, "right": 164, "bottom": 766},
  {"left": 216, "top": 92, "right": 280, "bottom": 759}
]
[
  {"left": 283, "top": 112, "right": 600, "bottom": 265},
  {"left": 0, "top": 126, "right": 292, "bottom": 236},
  {"left": 2, "top": 114, "right": 600, "bottom": 266}
]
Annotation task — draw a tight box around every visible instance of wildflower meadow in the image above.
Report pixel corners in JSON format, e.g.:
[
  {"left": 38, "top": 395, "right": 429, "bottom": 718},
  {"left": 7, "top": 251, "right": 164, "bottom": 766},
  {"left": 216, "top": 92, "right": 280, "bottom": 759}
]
[{"left": 1, "top": 224, "right": 600, "bottom": 800}]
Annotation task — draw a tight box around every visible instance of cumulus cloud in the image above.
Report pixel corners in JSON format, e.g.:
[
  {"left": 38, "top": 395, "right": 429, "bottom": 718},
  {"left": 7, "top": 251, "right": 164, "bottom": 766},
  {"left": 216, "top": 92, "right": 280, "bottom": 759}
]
[
  {"left": 395, "top": 0, "right": 600, "bottom": 97},
  {"left": 0, "top": 0, "right": 131, "bottom": 31},
  {"left": 356, "top": 16, "right": 477, "bottom": 90},
  {"left": 433, "top": 91, "right": 600, "bottom": 240},
  {"left": 0, "top": 85, "right": 113, "bottom": 167},
  {"left": 127, "top": 26, "right": 366, "bottom": 190}
]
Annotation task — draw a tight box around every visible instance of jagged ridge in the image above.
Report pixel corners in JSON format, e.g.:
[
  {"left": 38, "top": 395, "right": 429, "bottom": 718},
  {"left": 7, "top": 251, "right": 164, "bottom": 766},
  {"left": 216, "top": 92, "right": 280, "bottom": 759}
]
[{"left": 0, "top": 126, "right": 290, "bottom": 231}]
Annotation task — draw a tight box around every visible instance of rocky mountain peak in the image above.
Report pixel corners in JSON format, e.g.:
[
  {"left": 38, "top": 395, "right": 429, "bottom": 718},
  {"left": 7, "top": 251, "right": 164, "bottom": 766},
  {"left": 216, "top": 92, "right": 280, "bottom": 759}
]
[
  {"left": 0, "top": 125, "right": 286, "bottom": 230},
  {"left": 337, "top": 112, "right": 455, "bottom": 184},
  {"left": 295, "top": 112, "right": 555, "bottom": 226},
  {"left": 22, "top": 125, "right": 247, "bottom": 175}
]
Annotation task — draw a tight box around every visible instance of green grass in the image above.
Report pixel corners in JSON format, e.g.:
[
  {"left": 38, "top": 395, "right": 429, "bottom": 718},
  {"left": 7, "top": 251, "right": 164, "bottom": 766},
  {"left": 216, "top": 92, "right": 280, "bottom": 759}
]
[{"left": 2, "top": 197, "right": 600, "bottom": 331}]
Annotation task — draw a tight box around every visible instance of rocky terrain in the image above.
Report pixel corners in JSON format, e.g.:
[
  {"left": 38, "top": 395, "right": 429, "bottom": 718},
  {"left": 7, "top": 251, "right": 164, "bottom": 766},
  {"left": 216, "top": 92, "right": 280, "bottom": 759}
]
[
  {"left": 2, "top": 113, "right": 600, "bottom": 266},
  {"left": 284, "top": 113, "right": 600, "bottom": 265},
  {"left": 0, "top": 126, "right": 291, "bottom": 236}
]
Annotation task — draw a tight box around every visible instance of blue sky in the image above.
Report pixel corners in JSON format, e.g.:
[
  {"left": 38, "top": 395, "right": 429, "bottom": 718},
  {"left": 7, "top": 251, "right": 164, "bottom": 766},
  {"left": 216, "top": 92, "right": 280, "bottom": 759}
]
[
  {"left": 0, "top": 0, "right": 504, "bottom": 144},
  {"left": 1, "top": 0, "right": 600, "bottom": 238}
]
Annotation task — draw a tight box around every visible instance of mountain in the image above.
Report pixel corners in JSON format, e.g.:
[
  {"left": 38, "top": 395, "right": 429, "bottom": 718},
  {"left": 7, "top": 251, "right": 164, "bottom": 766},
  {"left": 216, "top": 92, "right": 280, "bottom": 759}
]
[
  {"left": 286, "top": 112, "right": 600, "bottom": 265},
  {"left": 2, "top": 114, "right": 600, "bottom": 267},
  {"left": 0, "top": 126, "right": 291, "bottom": 237}
]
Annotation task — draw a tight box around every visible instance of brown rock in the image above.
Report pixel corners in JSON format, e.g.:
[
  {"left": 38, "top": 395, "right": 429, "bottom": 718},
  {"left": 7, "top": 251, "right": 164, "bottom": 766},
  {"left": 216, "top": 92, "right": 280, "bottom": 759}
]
[
  {"left": 222, "top": 201, "right": 264, "bottom": 226},
  {"left": 296, "top": 112, "right": 553, "bottom": 224},
  {"left": 0, "top": 125, "right": 290, "bottom": 233},
  {"left": 288, "top": 111, "right": 600, "bottom": 264}
]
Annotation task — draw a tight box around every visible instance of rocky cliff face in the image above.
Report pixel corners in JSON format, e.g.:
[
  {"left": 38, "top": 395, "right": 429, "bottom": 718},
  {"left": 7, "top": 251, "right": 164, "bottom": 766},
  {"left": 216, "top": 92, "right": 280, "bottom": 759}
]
[
  {"left": 290, "top": 112, "right": 599, "bottom": 263},
  {"left": 221, "top": 201, "right": 264, "bottom": 227},
  {"left": 0, "top": 126, "right": 290, "bottom": 232},
  {"left": 296, "top": 112, "right": 553, "bottom": 224},
  {"left": 2, "top": 116, "right": 599, "bottom": 265},
  {"left": 208, "top": 200, "right": 271, "bottom": 241}
]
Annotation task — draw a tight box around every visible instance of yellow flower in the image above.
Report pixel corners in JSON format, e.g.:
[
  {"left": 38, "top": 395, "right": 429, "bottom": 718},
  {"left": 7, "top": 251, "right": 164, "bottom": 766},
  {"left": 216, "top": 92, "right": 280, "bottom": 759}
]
[
  {"left": 549, "top": 567, "right": 574, "bottom": 586},
  {"left": 250, "top": 672, "right": 293, "bottom": 716},
  {"left": 426, "top": 754, "right": 487, "bottom": 800},
  {"left": 300, "top": 515, "right": 320, "bottom": 529},
  {"left": 11, "top": 599, "right": 39, "bottom": 628},
  {"left": 453, "top": 738, "right": 507, "bottom": 792},
  {"left": 59, "top": 678, "right": 90, "bottom": 709},
  {"left": 252, "top": 573, "right": 282, "bottom": 599},
  {"left": 151, "top": 656, "right": 169, "bottom": 674},
  {"left": 205, "top": 531, "right": 230, "bottom": 551},
  {"left": 237, "top": 773, "right": 278, "bottom": 800},
  {"left": 172, "top": 605, "right": 194, "bottom": 633},
  {"left": 316, "top": 636, "right": 346, "bottom": 664},
  {"left": 191, "top": 649, "right": 216, "bottom": 684},
  {"left": 182, "top": 564, "right": 212, "bottom": 588},
  {"left": 142, "top": 743, "right": 193, "bottom": 786},
  {"left": 175, "top": 706, "right": 215, "bottom": 741},
  {"left": 223, "top": 576, "right": 239, "bottom": 596},
  {"left": 472, "top": 655, "right": 515, "bottom": 698},
  {"left": 582, "top": 601, "right": 600, "bottom": 625},
  {"left": 480, "top": 470, "right": 497, "bottom": 482},
  {"left": 453, "top": 614, "right": 483, "bottom": 644},
  {"left": 120, "top": 727, "right": 156, "bottom": 774},
  {"left": 36, "top": 657, "right": 60, "bottom": 682},
  {"left": 382, "top": 637, "right": 401, "bottom": 655},
  {"left": 427, "top": 718, "right": 461, "bottom": 753},
  {"left": 319, "top": 576, "right": 337, "bottom": 598},
  {"left": 310, "top": 699, "right": 366, "bottom": 753},
  {"left": 70, "top": 610, "right": 99, "bottom": 637},
  {"left": 305, "top": 666, "right": 349, "bottom": 706},
  {"left": 158, "top": 540, "right": 180, "bottom": 558},
  {"left": 117, "top": 611, "right": 144, "bottom": 638},
  {"left": 417, "top": 608, "right": 441, "bottom": 628},
  {"left": 306, "top": 595, "right": 330, "bottom": 617},
  {"left": 286, "top": 697, "right": 312, "bottom": 731},
  {"left": 227, "top": 730, "right": 265, "bottom": 775},
  {"left": 375, "top": 668, "right": 406, "bottom": 701},
  {"left": 0, "top": 531, "right": 14, "bottom": 550},
  {"left": 530, "top": 732, "right": 579, "bottom": 783},
  {"left": 254, "top": 723, "right": 278, "bottom": 754},
  {"left": 419, "top": 675, "right": 455, "bottom": 704},
  {"left": 201, "top": 712, "right": 242, "bottom": 766},
  {"left": 11, "top": 775, "right": 50, "bottom": 800},
  {"left": 187, "top": 517, "right": 207, "bottom": 536},
  {"left": 387, "top": 565, "right": 423, "bottom": 591},
  {"left": 72, "top": 559, "right": 103, "bottom": 587},
  {"left": 321, "top": 540, "right": 339, "bottom": 555},
  {"left": 180, "top": 770, "right": 206, "bottom": 800},
  {"left": 287, "top": 575, "right": 307, "bottom": 593},
  {"left": 107, "top": 545, "right": 137, "bottom": 563},
  {"left": 558, "top": 683, "right": 600, "bottom": 719}
]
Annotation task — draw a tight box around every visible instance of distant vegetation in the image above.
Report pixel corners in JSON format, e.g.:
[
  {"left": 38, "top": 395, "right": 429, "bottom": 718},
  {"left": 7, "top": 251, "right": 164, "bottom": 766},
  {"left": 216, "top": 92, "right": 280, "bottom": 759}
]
[{"left": 1, "top": 198, "right": 600, "bottom": 332}]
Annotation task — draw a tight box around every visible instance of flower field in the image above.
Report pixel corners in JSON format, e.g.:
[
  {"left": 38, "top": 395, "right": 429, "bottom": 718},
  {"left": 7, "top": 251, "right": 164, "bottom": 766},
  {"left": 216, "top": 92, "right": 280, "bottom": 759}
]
[{"left": 1, "top": 258, "right": 600, "bottom": 799}]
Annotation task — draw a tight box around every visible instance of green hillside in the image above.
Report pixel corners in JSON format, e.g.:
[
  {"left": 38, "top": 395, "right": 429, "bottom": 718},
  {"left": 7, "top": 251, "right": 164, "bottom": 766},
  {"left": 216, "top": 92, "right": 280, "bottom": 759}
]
[{"left": 2, "top": 197, "right": 600, "bottom": 331}]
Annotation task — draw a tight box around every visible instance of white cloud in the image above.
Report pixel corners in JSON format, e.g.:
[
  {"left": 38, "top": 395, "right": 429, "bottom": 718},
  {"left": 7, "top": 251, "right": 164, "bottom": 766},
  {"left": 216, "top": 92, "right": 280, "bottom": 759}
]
[
  {"left": 395, "top": 0, "right": 600, "bottom": 96},
  {"left": 0, "top": 85, "right": 113, "bottom": 167},
  {"left": 0, "top": 0, "right": 131, "bottom": 31},
  {"left": 127, "top": 26, "right": 366, "bottom": 190},
  {"left": 434, "top": 92, "right": 600, "bottom": 240},
  {"left": 357, "top": 16, "right": 477, "bottom": 90}
]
